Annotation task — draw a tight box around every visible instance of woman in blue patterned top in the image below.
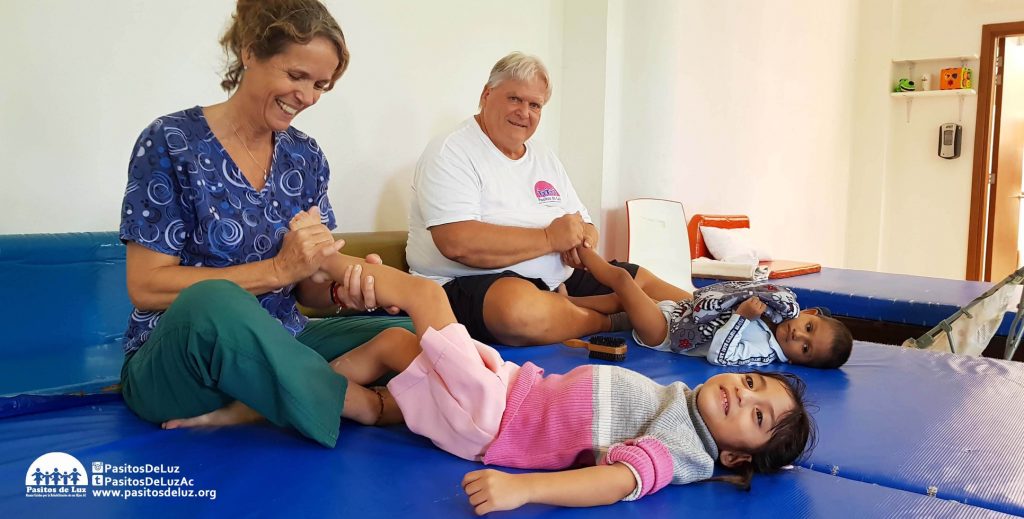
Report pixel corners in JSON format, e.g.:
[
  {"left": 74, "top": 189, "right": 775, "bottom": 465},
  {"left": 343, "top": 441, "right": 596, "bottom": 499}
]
[{"left": 118, "top": 0, "right": 410, "bottom": 448}]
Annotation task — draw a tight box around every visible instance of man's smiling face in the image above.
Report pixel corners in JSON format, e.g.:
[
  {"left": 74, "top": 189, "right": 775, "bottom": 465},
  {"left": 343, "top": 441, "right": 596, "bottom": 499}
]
[{"left": 477, "top": 76, "right": 547, "bottom": 159}]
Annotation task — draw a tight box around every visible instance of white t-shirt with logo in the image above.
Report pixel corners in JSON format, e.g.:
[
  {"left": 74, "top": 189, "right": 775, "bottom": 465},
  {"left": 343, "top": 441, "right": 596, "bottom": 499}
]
[{"left": 407, "top": 117, "right": 592, "bottom": 289}]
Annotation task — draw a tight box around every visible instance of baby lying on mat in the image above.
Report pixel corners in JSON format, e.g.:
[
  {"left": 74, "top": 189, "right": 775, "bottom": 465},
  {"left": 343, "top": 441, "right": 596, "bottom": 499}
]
[
  {"left": 286, "top": 210, "right": 815, "bottom": 513},
  {"left": 571, "top": 247, "right": 852, "bottom": 369}
]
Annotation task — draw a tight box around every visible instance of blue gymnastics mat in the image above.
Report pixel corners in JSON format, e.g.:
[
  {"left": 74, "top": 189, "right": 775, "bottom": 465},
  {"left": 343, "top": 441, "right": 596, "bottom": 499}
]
[
  {"left": 0, "top": 232, "right": 129, "bottom": 398},
  {"left": 695, "top": 268, "right": 1019, "bottom": 334},
  {"left": 2, "top": 337, "right": 1024, "bottom": 517},
  {"left": 0, "top": 405, "right": 1014, "bottom": 519}
]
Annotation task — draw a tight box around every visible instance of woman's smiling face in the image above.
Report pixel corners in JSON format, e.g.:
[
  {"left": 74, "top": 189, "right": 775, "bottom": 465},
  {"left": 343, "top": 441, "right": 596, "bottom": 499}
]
[{"left": 240, "top": 36, "right": 339, "bottom": 132}]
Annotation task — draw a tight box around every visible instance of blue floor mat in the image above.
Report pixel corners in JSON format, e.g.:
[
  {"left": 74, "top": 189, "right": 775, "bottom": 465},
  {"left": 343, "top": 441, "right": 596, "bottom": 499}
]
[{"left": 3, "top": 336, "right": 1024, "bottom": 517}]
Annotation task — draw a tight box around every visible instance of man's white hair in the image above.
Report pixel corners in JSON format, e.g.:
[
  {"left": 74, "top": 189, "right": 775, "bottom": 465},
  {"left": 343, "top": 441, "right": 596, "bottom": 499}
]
[{"left": 480, "top": 52, "right": 552, "bottom": 108}]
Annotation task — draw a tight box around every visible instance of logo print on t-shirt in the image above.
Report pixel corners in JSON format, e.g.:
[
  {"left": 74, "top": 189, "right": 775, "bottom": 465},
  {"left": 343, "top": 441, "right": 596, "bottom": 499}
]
[{"left": 534, "top": 181, "right": 561, "bottom": 204}]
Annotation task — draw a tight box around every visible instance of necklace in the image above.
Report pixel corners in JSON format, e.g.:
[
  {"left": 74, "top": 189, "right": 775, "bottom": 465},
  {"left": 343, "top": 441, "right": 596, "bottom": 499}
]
[{"left": 231, "top": 124, "right": 269, "bottom": 183}]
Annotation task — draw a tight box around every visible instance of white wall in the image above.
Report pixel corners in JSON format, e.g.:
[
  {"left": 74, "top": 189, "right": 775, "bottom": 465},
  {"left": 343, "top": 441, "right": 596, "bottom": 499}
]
[
  {"left": 845, "top": 0, "right": 896, "bottom": 272},
  {"left": 557, "top": 0, "right": 608, "bottom": 238},
  {"left": 846, "top": 0, "right": 1024, "bottom": 279},
  {"left": 0, "top": 0, "right": 563, "bottom": 234},
  {"left": 558, "top": 0, "right": 859, "bottom": 264},
  {"left": 0, "top": 1, "right": 228, "bottom": 234},
  {"left": 9, "top": 0, "right": 1024, "bottom": 282}
]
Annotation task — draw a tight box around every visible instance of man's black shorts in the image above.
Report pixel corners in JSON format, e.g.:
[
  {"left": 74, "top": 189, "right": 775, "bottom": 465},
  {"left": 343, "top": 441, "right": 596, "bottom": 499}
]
[{"left": 441, "top": 260, "right": 640, "bottom": 344}]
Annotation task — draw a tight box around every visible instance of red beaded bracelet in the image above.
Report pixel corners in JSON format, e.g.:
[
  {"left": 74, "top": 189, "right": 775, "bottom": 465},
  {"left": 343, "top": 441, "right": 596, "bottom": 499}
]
[{"left": 329, "top": 281, "right": 342, "bottom": 307}]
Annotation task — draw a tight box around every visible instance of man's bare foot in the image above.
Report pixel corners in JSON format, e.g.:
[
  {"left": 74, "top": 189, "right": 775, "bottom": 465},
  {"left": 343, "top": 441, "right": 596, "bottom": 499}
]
[{"left": 162, "top": 400, "right": 263, "bottom": 430}]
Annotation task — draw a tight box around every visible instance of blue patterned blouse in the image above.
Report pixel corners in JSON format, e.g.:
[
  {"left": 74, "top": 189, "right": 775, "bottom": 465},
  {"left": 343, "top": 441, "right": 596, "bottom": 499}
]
[{"left": 119, "top": 106, "right": 336, "bottom": 355}]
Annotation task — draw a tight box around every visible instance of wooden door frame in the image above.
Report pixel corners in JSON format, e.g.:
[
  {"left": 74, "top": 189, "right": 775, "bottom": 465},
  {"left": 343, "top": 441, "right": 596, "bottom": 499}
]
[{"left": 966, "top": 21, "right": 1024, "bottom": 280}]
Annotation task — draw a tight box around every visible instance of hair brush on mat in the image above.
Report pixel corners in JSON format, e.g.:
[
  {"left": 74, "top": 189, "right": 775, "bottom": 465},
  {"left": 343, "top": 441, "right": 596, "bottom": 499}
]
[{"left": 563, "top": 335, "right": 626, "bottom": 362}]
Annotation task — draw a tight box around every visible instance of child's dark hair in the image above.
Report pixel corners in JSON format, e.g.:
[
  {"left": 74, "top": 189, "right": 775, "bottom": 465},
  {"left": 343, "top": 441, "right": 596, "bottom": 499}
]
[
  {"left": 811, "top": 316, "right": 853, "bottom": 369},
  {"left": 709, "top": 372, "right": 817, "bottom": 490}
]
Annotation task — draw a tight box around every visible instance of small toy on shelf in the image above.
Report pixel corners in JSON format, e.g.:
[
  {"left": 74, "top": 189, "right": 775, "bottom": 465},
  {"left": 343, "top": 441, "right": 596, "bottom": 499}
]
[
  {"left": 919, "top": 74, "right": 931, "bottom": 91},
  {"left": 940, "top": 67, "right": 972, "bottom": 90},
  {"left": 894, "top": 78, "right": 916, "bottom": 92}
]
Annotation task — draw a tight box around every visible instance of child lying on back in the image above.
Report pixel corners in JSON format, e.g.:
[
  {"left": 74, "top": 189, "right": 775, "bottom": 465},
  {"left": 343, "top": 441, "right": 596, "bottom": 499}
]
[
  {"left": 571, "top": 246, "right": 852, "bottom": 368},
  {"left": 292, "top": 210, "right": 817, "bottom": 513}
]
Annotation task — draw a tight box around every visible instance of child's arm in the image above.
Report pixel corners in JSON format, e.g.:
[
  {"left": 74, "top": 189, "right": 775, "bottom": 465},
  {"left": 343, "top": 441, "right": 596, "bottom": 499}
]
[
  {"left": 462, "top": 464, "right": 636, "bottom": 514},
  {"left": 575, "top": 246, "right": 668, "bottom": 346}
]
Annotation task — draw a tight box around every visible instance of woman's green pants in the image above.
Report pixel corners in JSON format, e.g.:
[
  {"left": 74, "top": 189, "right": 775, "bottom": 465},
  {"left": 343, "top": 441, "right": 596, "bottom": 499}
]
[{"left": 120, "top": 279, "right": 413, "bottom": 447}]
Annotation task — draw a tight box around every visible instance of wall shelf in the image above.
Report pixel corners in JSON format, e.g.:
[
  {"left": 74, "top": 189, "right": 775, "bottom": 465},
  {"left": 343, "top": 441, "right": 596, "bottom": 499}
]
[
  {"left": 891, "top": 55, "right": 979, "bottom": 122},
  {"left": 891, "top": 89, "right": 977, "bottom": 98},
  {"left": 892, "top": 55, "right": 979, "bottom": 65}
]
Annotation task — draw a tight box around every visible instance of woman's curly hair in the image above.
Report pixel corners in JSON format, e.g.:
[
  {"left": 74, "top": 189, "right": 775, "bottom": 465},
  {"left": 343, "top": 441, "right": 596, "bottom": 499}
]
[{"left": 219, "top": 0, "right": 349, "bottom": 92}]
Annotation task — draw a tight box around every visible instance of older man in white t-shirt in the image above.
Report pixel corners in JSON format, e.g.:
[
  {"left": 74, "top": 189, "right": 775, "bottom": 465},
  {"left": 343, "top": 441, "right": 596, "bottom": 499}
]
[{"left": 406, "top": 52, "right": 689, "bottom": 346}]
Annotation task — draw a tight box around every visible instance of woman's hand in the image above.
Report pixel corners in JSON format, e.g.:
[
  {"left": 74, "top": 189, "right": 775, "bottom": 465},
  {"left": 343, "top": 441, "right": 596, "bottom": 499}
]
[
  {"left": 275, "top": 208, "right": 343, "bottom": 286},
  {"left": 289, "top": 208, "right": 399, "bottom": 313},
  {"left": 335, "top": 255, "right": 400, "bottom": 314}
]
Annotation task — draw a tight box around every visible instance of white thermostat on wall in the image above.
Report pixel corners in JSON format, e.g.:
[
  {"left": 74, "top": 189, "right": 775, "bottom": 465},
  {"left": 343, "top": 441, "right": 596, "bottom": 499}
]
[{"left": 938, "top": 123, "right": 962, "bottom": 160}]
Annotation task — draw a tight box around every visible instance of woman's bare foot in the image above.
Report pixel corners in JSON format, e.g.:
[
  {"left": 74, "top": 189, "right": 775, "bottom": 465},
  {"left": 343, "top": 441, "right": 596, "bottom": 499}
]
[{"left": 162, "top": 400, "right": 263, "bottom": 430}]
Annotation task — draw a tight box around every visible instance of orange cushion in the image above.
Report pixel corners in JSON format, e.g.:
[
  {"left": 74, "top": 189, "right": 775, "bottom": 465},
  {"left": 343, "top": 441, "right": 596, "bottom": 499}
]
[
  {"left": 687, "top": 214, "right": 749, "bottom": 259},
  {"left": 688, "top": 214, "right": 821, "bottom": 279}
]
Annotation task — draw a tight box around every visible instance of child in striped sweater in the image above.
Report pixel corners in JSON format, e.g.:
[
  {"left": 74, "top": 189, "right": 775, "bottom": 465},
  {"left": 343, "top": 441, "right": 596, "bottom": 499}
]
[
  {"left": 280, "top": 232, "right": 815, "bottom": 515},
  {"left": 347, "top": 330, "right": 813, "bottom": 514},
  {"left": 280, "top": 211, "right": 817, "bottom": 513}
]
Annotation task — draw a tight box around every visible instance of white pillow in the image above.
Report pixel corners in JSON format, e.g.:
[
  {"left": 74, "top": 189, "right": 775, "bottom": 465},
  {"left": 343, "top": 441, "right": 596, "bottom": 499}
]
[{"left": 699, "top": 226, "right": 773, "bottom": 263}]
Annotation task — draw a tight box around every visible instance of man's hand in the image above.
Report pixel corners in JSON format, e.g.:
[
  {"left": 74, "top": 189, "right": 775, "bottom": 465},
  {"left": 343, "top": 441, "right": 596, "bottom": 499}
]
[
  {"left": 561, "top": 249, "right": 584, "bottom": 269},
  {"left": 544, "top": 212, "right": 587, "bottom": 253},
  {"left": 736, "top": 296, "right": 766, "bottom": 320},
  {"left": 582, "top": 223, "right": 599, "bottom": 249},
  {"left": 560, "top": 224, "right": 600, "bottom": 269},
  {"left": 462, "top": 469, "right": 531, "bottom": 515}
]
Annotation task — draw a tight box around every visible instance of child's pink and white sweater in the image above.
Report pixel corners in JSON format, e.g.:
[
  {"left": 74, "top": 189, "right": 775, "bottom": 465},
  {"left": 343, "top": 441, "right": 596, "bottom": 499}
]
[
  {"left": 389, "top": 324, "right": 719, "bottom": 502},
  {"left": 483, "top": 363, "right": 718, "bottom": 500}
]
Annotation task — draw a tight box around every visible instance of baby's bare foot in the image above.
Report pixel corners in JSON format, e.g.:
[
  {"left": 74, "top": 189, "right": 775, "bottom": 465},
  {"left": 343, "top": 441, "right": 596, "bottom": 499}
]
[
  {"left": 289, "top": 207, "right": 321, "bottom": 231},
  {"left": 289, "top": 208, "right": 334, "bottom": 283}
]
